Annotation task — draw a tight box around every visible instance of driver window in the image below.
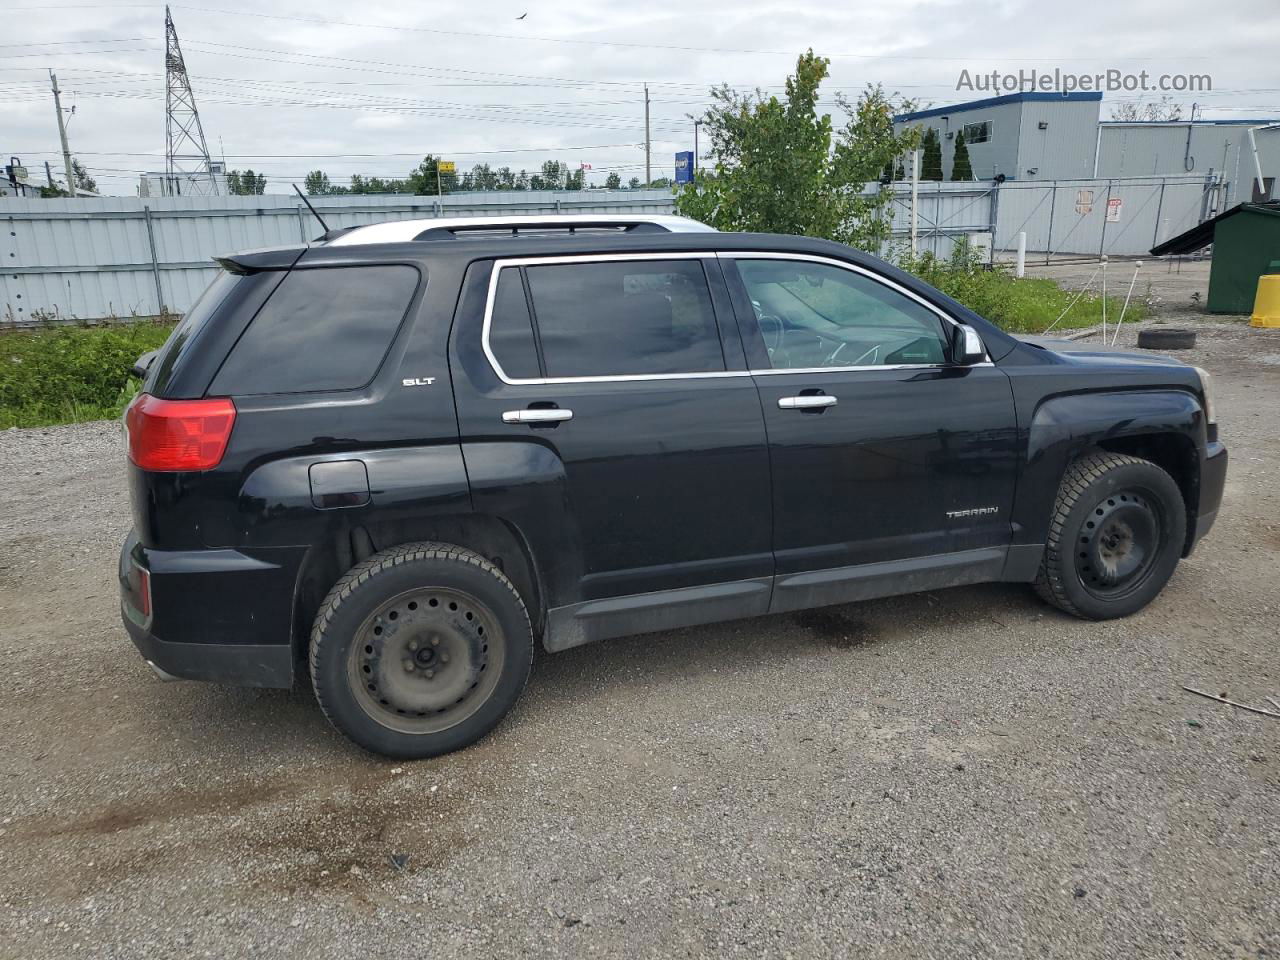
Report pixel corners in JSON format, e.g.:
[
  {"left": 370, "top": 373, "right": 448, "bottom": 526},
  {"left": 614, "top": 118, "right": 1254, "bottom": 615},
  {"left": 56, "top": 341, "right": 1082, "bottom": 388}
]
[{"left": 736, "top": 259, "right": 950, "bottom": 369}]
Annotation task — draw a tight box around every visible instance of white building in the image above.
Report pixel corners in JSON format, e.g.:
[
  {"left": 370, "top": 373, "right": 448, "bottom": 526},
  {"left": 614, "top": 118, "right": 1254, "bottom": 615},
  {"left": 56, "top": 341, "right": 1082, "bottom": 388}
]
[
  {"left": 1096, "top": 120, "right": 1280, "bottom": 206},
  {"left": 894, "top": 93, "right": 1279, "bottom": 205},
  {"left": 893, "top": 92, "right": 1105, "bottom": 181}
]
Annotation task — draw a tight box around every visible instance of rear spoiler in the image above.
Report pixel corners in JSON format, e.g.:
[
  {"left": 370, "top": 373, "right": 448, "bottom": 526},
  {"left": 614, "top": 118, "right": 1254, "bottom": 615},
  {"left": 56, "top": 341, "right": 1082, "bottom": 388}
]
[{"left": 213, "top": 244, "right": 308, "bottom": 275}]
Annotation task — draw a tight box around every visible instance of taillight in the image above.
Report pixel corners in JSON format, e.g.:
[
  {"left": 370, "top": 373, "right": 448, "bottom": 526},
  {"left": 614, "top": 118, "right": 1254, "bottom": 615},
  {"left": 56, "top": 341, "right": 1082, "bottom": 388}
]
[{"left": 125, "top": 393, "right": 236, "bottom": 471}]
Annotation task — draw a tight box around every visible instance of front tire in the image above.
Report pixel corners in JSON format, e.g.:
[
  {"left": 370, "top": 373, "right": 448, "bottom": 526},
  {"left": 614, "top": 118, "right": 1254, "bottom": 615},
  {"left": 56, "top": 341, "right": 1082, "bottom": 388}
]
[
  {"left": 1035, "top": 452, "right": 1186, "bottom": 620},
  {"left": 310, "top": 542, "right": 533, "bottom": 759}
]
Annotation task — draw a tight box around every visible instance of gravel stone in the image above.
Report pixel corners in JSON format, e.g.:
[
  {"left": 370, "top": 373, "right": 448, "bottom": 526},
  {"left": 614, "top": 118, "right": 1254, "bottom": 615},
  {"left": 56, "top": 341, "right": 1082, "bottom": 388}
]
[{"left": 0, "top": 314, "right": 1277, "bottom": 959}]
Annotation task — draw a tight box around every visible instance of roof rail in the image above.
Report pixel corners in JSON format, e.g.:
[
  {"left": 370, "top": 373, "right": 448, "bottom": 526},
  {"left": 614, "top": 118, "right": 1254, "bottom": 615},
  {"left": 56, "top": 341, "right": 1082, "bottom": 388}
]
[{"left": 325, "top": 213, "right": 715, "bottom": 247}]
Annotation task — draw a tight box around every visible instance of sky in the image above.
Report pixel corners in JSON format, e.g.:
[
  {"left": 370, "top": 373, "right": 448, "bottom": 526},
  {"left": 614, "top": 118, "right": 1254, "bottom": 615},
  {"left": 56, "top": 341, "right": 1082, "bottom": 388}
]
[{"left": 1, "top": 0, "right": 1276, "bottom": 195}]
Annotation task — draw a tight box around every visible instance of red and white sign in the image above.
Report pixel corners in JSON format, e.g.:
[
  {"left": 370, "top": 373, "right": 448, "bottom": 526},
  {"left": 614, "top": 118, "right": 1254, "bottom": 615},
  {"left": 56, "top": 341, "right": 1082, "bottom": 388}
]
[{"left": 1106, "top": 197, "right": 1123, "bottom": 222}]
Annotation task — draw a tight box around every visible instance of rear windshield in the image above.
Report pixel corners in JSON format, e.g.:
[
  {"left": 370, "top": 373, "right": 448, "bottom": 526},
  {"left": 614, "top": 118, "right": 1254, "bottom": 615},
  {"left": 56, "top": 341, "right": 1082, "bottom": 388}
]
[{"left": 145, "top": 271, "right": 240, "bottom": 394}]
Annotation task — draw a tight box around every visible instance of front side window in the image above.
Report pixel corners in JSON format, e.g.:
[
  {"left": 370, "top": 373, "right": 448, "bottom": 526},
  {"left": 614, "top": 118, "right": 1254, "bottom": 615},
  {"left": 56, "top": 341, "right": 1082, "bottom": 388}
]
[
  {"left": 735, "top": 259, "right": 950, "bottom": 370},
  {"left": 523, "top": 259, "right": 725, "bottom": 378}
]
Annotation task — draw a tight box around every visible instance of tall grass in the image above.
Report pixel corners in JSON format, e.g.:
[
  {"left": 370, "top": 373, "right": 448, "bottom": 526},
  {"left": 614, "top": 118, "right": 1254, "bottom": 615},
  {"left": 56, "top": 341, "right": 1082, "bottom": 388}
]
[
  {"left": 0, "top": 322, "right": 175, "bottom": 428},
  {"left": 897, "top": 243, "right": 1147, "bottom": 334}
]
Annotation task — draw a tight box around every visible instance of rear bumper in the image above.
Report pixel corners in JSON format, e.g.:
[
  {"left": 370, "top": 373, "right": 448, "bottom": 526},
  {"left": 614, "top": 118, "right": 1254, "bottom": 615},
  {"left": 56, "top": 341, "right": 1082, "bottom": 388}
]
[
  {"left": 119, "top": 531, "right": 300, "bottom": 689},
  {"left": 1188, "top": 439, "right": 1227, "bottom": 552}
]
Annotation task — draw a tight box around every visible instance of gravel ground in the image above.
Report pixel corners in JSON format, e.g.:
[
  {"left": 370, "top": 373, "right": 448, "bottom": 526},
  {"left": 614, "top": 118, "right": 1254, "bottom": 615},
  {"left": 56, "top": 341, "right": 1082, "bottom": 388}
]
[{"left": 1, "top": 315, "right": 1278, "bottom": 959}]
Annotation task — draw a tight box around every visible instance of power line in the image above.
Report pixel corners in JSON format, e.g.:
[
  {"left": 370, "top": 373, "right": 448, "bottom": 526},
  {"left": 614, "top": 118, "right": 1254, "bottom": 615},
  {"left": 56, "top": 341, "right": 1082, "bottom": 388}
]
[{"left": 163, "top": 6, "right": 1215, "bottom": 62}]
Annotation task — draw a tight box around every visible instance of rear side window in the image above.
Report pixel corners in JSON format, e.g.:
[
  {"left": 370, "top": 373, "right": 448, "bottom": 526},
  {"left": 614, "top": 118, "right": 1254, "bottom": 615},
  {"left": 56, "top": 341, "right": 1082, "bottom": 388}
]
[
  {"left": 210, "top": 265, "right": 418, "bottom": 395},
  {"left": 147, "top": 270, "right": 240, "bottom": 394},
  {"left": 488, "top": 268, "right": 541, "bottom": 379},
  {"left": 523, "top": 259, "right": 725, "bottom": 378}
]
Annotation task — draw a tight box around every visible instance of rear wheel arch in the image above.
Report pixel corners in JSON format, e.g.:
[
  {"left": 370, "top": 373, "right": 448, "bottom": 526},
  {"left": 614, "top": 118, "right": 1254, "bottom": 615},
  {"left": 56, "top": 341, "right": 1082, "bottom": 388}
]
[{"left": 292, "top": 513, "right": 546, "bottom": 668}]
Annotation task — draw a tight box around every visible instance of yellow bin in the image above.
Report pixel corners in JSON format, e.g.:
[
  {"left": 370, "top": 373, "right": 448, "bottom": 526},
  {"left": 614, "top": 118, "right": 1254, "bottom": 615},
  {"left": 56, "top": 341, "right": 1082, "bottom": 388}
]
[{"left": 1251, "top": 274, "right": 1280, "bottom": 328}]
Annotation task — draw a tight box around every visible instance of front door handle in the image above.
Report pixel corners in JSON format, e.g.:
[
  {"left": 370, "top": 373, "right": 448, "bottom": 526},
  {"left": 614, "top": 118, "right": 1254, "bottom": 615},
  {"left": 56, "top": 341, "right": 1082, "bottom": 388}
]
[
  {"left": 778, "top": 395, "right": 837, "bottom": 410},
  {"left": 502, "top": 408, "right": 574, "bottom": 424}
]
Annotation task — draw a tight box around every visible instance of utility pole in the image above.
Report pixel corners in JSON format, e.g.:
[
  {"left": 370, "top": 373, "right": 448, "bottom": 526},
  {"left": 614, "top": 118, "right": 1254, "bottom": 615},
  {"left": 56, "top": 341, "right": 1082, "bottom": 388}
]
[
  {"left": 910, "top": 149, "right": 920, "bottom": 256},
  {"left": 693, "top": 119, "right": 702, "bottom": 173},
  {"left": 50, "top": 71, "right": 77, "bottom": 198},
  {"left": 644, "top": 83, "right": 651, "bottom": 187}
]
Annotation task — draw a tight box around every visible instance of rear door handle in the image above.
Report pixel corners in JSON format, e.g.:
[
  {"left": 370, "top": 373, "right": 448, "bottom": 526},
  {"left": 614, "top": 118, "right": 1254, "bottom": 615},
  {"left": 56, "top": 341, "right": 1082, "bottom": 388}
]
[
  {"left": 778, "top": 395, "right": 837, "bottom": 410},
  {"left": 502, "top": 408, "right": 574, "bottom": 424}
]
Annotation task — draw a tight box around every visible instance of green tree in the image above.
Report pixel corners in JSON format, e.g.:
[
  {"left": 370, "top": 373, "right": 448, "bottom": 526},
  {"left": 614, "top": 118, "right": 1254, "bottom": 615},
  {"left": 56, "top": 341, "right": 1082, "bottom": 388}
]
[
  {"left": 605, "top": 171, "right": 621, "bottom": 189},
  {"left": 348, "top": 174, "right": 406, "bottom": 194},
  {"left": 564, "top": 166, "right": 584, "bottom": 190},
  {"left": 72, "top": 159, "right": 96, "bottom": 194},
  {"left": 497, "top": 166, "right": 516, "bottom": 190},
  {"left": 515, "top": 169, "right": 530, "bottom": 190},
  {"left": 920, "top": 128, "right": 943, "bottom": 181},
  {"left": 536, "top": 160, "right": 566, "bottom": 190},
  {"left": 674, "top": 52, "right": 920, "bottom": 250},
  {"left": 950, "top": 130, "right": 973, "bottom": 181},
  {"left": 227, "top": 169, "right": 266, "bottom": 195},
  {"left": 304, "top": 170, "right": 331, "bottom": 195},
  {"left": 462, "top": 164, "right": 502, "bottom": 191},
  {"left": 406, "top": 155, "right": 457, "bottom": 195},
  {"left": 628, "top": 176, "right": 640, "bottom": 189}
]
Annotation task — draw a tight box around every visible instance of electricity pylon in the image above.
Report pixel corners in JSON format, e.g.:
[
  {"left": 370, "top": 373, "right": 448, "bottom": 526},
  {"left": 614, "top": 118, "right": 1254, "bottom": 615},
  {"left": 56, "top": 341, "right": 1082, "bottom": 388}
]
[{"left": 164, "top": 5, "right": 218, "bottom": 196}]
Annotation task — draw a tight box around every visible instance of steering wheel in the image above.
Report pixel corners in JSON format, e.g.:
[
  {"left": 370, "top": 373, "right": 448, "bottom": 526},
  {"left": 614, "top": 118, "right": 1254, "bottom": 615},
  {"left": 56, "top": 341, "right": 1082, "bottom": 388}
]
[
  {"left": 823, "top": 340, "right": 881, "bottom": 367},
  {"left": 757, "top": 313, "right": 786, "bottom": 356}
]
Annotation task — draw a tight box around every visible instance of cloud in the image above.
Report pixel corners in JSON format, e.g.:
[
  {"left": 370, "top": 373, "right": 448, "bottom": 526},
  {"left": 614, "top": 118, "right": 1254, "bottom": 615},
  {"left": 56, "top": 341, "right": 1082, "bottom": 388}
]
[{"left": 0, "top": 0, "right": 1269, "bottom": 194}]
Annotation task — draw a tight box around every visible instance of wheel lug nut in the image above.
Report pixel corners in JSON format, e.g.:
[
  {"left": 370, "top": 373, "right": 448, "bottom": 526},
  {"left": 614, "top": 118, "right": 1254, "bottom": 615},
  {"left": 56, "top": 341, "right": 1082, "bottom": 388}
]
[
  {"left": 440, "top": 653, "right": 450, "bottom": 664},
  {"left": 425, "top": 669, "right": 435, "bottom": 679},
  {"left": 403, "top": 660, "right": 415, "bottom": 672},
  {"left": 408, "top": 640, "right": 419, "bottom": 652},
  {"left": 431, "top": 636, "right": 439, "bottom": 647}
]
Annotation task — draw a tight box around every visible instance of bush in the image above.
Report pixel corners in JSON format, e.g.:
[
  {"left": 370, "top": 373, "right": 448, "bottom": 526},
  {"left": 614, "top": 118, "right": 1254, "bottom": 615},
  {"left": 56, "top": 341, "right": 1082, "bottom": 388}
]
[
  {"left": 0, "top": 322, "right": 175, "bottom": 428},
  {"left": 897, "top": 243, "right": 1148, "bottom": 335}
]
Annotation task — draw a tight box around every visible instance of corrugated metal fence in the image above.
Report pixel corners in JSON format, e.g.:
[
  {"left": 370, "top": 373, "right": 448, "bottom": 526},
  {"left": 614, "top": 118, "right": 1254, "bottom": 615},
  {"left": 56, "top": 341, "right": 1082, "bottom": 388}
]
[
  {"left": 1, "top": 176, "right": 1217, "bottom": 324},
  {"left": 990, "top": 175, "right": 1212, "bottom": 262},
  {"left": 1, "top": 190, "right": 678, "bottom": 324}
]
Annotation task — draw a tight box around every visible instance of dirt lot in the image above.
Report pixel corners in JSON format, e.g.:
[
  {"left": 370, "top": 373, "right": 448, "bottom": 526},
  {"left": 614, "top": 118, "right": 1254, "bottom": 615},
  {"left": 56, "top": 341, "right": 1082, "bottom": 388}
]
[{"left": 1, "top": 310, "right": 1278, "bottom": 959}]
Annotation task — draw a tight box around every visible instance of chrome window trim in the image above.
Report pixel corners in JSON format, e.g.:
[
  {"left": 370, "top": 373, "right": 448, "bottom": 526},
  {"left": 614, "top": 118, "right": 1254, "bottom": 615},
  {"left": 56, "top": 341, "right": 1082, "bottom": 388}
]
[
  {"left": 479, "top": 250, "right": 991, "bottom": 387},
  {"left": 481, "top": 252, "right": 747, "bottom": 385},
  {"left": 719, "top": 251, "right": 993, "bottom": 372}
]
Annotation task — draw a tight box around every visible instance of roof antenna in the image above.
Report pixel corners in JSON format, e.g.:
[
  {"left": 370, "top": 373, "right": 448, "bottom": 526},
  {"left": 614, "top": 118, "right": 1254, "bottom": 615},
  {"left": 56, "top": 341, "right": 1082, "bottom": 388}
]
[{"left": 292, "top": 183, "right": 330, "bottom": 234}]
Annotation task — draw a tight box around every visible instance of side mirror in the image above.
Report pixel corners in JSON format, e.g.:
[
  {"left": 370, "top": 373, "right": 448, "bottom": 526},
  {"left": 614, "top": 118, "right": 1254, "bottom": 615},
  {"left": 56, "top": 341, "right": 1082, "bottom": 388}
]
[
  {"left": 950, "top": 324, "right": 986, "bottom": 365},
  {"left": 131, "top": 349, "right": 158, "bottom": 379}
]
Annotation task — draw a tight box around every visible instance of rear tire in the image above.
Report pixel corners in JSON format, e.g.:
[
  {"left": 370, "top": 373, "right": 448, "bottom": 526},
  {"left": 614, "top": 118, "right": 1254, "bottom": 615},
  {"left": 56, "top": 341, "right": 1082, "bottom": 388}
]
[
  {"left": 310, "top": 542, "right": 533, "bottom": 759},
  {"left": 1034, "top": 452, "right": 1186, "bottom": 620}
]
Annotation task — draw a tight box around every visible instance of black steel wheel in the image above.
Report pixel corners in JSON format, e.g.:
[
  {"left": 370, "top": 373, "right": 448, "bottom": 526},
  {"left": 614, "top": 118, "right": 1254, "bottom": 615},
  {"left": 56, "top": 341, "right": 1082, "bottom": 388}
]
[
  {"left": 1074, "top": 489, "right": 1164, "bottom": 601},
  {"left": 1035, "top": 452, "right": 1186, "bottom": 620},
  {"left": 311, "top": 542, "right": 533, "bottom": 758},
  {"left": 349, "top": 587, "right": 504, "bottom": 736}
]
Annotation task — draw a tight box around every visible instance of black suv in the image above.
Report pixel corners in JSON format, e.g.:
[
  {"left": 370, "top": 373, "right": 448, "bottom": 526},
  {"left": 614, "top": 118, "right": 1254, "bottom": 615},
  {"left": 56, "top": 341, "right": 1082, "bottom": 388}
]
[{"left": 119, "top": 214, "right": 1227, "bottom": 758}]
